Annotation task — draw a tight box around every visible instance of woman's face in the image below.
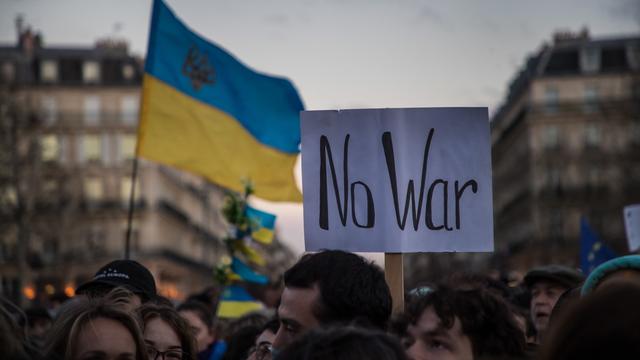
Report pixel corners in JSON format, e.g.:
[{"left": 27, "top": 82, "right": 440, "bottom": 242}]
[
  {"left": 179, "top": 310, "right": 214, "bottom": 352},
  {"left": 144, "top": 317, "right": 184, "bottom": 360},
  {"left": 74, "top": 317, "right": 137, "bottom": 360}
]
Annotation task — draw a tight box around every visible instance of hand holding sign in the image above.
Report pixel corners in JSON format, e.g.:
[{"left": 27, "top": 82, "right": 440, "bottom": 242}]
[{"left": 301, "top": 108, "right": 493, "bottom": 253}]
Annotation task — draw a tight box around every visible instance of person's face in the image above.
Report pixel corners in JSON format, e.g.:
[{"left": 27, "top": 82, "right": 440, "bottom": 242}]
[
  {"left": 74, "top": 317, "right": 137, "bottom": 360},
  {"left": 407, "top": 306, "right": 473, "bottom": 360},
  {"left": 530, "top": 280, "right": 567, "bottom": 334},
  {"left": 247, "top": 328, "right": 276, "bottom": 360},
  {"left": 144, "top": 317, "right": 183, "bottom": 360},
  {"left": 272, "top": 286, "right": 320, "bottom": 351},
  {"left": 179, "top": 310, "right": 214, "bottom": 352}
]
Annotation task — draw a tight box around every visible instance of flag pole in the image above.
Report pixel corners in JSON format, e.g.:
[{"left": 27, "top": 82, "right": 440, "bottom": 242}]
[{"left": 124, "top": 155, "right": 139, "bottom": 260}]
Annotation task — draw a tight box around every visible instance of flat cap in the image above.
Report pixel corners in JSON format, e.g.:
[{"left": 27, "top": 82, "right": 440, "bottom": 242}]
[{"left": 523, "top": 265, "right": 584, "bottom": 289}]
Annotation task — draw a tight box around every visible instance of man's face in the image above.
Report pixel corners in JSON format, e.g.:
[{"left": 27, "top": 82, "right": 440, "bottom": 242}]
[
  {"left": 272, "top": 286, "right": 320, "bottom": 351},
  {"left": 530, "top": 280, "right": 567, "bottom": 333},
  {"left": 407, "top": 306, "right": 473, "bottom": 360}
]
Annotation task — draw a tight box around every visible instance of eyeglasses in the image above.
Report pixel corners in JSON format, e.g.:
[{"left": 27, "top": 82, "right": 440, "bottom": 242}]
[
  {"left": 147, "top": 347, "right": 185, "bottom": 360},
  {"left": 248, "top": 342, "right": 273, "bottom": 360}
]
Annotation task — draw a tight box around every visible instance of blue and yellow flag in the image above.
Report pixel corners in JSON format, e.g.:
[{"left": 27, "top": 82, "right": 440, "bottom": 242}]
[
  {"left": 231, "top": 256, "right": 269, "bottom": 284},
  {"left": 217, "top": 285, "right": 263, "bottom": 318},
  {"left": 138, "top": 0, "right": 304, "bottom": 202},
  {"left": 245, "top": 205, "right": 276, "bottom": 245}
]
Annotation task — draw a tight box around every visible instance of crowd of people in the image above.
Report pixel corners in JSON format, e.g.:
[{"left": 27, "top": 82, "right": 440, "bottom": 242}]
[{"left": 2, "top": 250, "right": 640, "bottom": 360}]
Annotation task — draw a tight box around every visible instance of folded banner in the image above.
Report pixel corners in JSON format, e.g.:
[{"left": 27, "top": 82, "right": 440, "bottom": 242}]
[
  {"left": 217, "top": 285, "right": 263, "bottom": 318},
  {"left": 245, "top": 205, "right": 276, "bottom": 245},
  {"left": 138, "top": 0, "right": 304, "bottom": 202}
]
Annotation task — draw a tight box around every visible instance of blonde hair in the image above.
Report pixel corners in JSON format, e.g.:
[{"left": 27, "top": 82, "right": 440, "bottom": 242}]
[{"left": 44, "top": 287, "right": 147, "bottom": 360}]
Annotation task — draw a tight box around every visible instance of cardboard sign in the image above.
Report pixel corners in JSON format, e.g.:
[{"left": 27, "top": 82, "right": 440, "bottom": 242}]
[
  {"left": 624, "top": 204, "right": 640, "bottom": 252},
  {"left": 301, "top": 108, "right": 493, "bottom": 253}
]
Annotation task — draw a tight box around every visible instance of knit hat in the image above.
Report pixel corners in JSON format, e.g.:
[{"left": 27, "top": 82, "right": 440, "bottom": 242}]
[{"left": 581, "top": 255, "right": 640, "bottom": 296}]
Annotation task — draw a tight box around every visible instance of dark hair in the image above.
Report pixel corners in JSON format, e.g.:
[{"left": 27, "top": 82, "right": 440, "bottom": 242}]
[
  {"left": 284, "top": 250, "right": 392, "bottom": 330},
  {"left": 406, "top": 286, "right": 525, "bottom": 358},
  {"left": 0, "top": 298, "right": 31, "bottom": 360},
  {"left": 177, "top": 300, "right": 215, "bottom": 329},
  {"left": 277, "top": 325, "right": 408, "bottom": 360},
  {"left": 538, "top": 283, "right": 640, "bottom": 359},
  {"left": 138, "top": 304, "right": 198, "bottom": 360},
  {"left": 261, "top": 317, "right": 279, "bottom": 334},
  {"left": 44, "top": 290, "right": 147, "bottom": 360}
]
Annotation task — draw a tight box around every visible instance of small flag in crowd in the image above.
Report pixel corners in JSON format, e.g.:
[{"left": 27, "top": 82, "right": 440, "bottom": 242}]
[
  {"left": 217, "top": 285, "right": 263, "bottom": 319},
  {"left": 231, "top": 256, "right": 269, "bottom": 285},
  {"left": 137, "top": 0, "right": 304, "bottom": 202},
  {"left": 580, "top": 217, "right": 617, "bottom": 275},
  {"left": 245, "top": 205, "right": 276, "bottom": 245}
]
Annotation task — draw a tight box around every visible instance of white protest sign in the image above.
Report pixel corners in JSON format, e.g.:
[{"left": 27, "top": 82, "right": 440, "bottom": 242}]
[
  {"left": 624, "top": 204, "right": 640, "bottom": 252},
  {"left": 301, "top": 108, "right": 493, "bottom": 253}
]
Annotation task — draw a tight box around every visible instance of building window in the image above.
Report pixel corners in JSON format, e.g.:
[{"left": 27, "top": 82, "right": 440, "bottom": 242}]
[
  {"left": 80, "top": 135, "right": 102, "bottom": 163},
  {"left": 543, "top": 87, "right": 559, "bottom": 114},
  {"left": 42, "top": 179, "right": 58, "bottom": 195},
  {"left": 102, "top": 134, "right": 112, "bottom": 165},
  {"left": 583, "top": 86, "right": 598, "bottom": 113},
  {"left": 118, "top": 134, "right": 136, "bottom": 162},
  {"left": 542, "top": 125, "right": 559, "bottom": 149},
  {"left": 83, "top": 61, "right": 101, "bottom": 84},
  {"left": 84, "top": 177, "right": 104, "bottom": 201},
  {"left": 83, "top": 96, "right": 101, "bottom": 125},
  {"left": 631, "top": 122, "right": 640, "bottom": 145},
  {"left": 581, "top": 47, "right": 600, "bottom": 73},
  {"left": 1, "top": 62, "right": 14, "bottom": 83},
  {"left": 585, "top": 124, "right": 600, "bottom": 147},
  {"left": 626, "top": 43, "right": 639, "bottom": 70},
  {"left": 548, "top": 208, "right": 564, "bottom": 239},
  {"left": 41, "top": 135, "right": 60, "bottom": 162},
  {"left": 2, "top": 186, "right": 17, "bottom": 206},
  {"left": 40, "top": 96, "right": 57, "bottom": 125},
  {"left": 41, "top": 60, "right": 58, "bottom": 83},
  {"left": 120, "top": 96, "right": 139, "bottom": 125},
  {"left": 120, "top": 176, "right": 141, "bottom": 203},
  {"left": 122, "top": 64, "right": 135, "bottom": 80},
  {"left": 547, "top": 168, "right": 561, "bottom": 188}
]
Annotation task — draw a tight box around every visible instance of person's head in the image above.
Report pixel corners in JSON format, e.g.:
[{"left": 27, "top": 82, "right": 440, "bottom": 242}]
[
  {"left": 247, "top": 317, "right": 279, "bottom": 360},
  {"left": 25, "top": 306, "right": 52, "bottom": 339},
  {"left": 272, "top": 250, "right": 392, "bottom": 350},
  {"left": 581, "top": 255, "right": 640, "bottom": 295},
  {"left": 523, "top": 265, "right": 583, "bottom": 338},
  {"left": 0, "top": 298, "right": 30, "bottom": 360},
  {"left": 538, "top": 283, "right": 640, "bottom": 359},
  {"left": 76, "top": 259, "right": 157, "bottom": 306},
  {"left": 223, "top": 312, "right": 269, "bottom": 360},
  {"left": 43, "top": 292, "right": 147, "bottom": 360},
  {"left": 177, "top": 301, "right": 216, "bottom": 352},
  {"left": 138, "top": 304, "right": 198, "bottom": 360},
  {"left": 276, "top": 325, "right": 408, "bottom": 360},
  {"left": 405, "top": 286, "right": 525, "bottom": 360}
]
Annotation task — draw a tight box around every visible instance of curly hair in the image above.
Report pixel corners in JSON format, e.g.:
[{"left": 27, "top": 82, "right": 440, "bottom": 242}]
[
  {"left": 284, "top": 250, "right": 392, "bottom": 330},
  {"left": 406, "top": 286, "right": 525, "bottom": 358}
]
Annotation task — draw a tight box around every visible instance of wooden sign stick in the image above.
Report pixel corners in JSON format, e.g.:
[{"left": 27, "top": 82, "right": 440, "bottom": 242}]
[{"left": 384, "top": 253, "right": 404, "bottom": 314}]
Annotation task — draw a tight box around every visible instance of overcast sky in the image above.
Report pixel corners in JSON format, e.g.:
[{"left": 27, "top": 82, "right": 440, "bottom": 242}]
[{"left": 1, "top": 0, "right": 638, "bottom": 255}]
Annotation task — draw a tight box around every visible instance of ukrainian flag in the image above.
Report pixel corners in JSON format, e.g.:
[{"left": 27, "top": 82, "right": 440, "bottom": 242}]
[
  {"left": 138, "top": 0, "right": 304, "bottom": 202},
  {"left": 245, "top": 205, "right": 276, "bottom": 245},
  {"left": 217, "top": 285, "right": 264, "bottom": 319}
]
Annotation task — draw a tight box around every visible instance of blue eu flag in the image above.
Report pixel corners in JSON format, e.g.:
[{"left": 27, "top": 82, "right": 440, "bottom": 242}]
[{"left": 580, "top": 217, "right": 617, "bottom": 275}]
